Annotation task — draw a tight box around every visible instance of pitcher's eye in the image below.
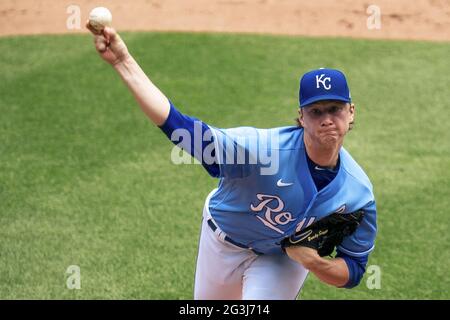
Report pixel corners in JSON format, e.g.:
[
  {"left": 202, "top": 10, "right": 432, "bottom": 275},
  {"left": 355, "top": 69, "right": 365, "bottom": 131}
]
[
  {"left": 311, "top": 109, "right": 322, "bottom": 116},
  {"left": 330, "top": 105, "right": 345, "bottom": 115},
  {"left": 329, "top": 106, "right": 339, "bottom": 114}
]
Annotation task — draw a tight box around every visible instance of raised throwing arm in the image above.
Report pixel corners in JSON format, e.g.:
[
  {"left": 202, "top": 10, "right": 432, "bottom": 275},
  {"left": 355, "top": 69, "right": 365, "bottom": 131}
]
[{"left": 86, "top": 23, "right": 170, "bottom": 126}]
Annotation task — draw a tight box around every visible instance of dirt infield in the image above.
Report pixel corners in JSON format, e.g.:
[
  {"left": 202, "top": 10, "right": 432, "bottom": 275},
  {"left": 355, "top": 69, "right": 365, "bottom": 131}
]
[{"left": 1, "top": 0, "right": 449, "bottom": 41}]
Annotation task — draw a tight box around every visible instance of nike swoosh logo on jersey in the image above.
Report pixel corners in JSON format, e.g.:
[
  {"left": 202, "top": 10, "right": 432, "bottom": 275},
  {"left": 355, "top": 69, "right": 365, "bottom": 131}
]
[
  {"left": 276, "top": 179, "right": 293, "bottom": 187},
  {"left": 314, "top": 166, "right": 327, "bottom": 171}
]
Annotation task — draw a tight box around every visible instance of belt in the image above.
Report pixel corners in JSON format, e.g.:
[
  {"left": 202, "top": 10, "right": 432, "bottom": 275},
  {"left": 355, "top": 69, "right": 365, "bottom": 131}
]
[{"left": 207, "top": 219, "right": 263, "bottom": 255}]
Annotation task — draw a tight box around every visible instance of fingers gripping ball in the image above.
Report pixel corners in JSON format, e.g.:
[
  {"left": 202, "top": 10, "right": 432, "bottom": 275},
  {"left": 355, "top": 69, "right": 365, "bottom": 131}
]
[{"left": 89, "top": 7, "right": 112, "bottom": 31}]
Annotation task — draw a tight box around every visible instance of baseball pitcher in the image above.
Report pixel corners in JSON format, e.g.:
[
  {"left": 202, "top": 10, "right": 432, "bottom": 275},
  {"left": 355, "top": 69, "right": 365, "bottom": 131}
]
[{"left": 87, "top": 25, "right": 377, "bottom": 300}]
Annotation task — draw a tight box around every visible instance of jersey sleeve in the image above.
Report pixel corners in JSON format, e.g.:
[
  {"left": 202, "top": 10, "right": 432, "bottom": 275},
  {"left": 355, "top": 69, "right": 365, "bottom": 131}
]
[
  {"left": 337, "top": 200, "right": 378, "bottom": 257},
  {"left": 158, "top": 100, "right": 220, "bottom": 177},
  {"left": 336, "top": 251, "right": 369, "bottom": 289},
  {"left": 208, "top": 125, "right": 269, "bottom": 179}
]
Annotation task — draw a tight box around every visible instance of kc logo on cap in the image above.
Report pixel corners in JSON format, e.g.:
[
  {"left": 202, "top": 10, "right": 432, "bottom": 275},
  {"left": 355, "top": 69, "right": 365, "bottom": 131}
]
[
  {"left": 316, "top": 74, "right": 331, "bottom": 90},
  {"left": 299, "top": 68, "right": 351, "bottom": 108}
]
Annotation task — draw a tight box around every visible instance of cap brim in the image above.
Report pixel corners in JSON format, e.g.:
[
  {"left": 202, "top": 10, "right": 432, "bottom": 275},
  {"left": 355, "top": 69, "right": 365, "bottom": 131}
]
[{"left": 300, "top": 94, "right": 351, "bottom": 108}]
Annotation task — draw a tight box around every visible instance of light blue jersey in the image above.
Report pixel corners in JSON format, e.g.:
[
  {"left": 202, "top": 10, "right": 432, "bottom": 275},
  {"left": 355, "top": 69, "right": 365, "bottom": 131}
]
[{"left": 207, "top": 125, "right": 377, "bottom": 256}]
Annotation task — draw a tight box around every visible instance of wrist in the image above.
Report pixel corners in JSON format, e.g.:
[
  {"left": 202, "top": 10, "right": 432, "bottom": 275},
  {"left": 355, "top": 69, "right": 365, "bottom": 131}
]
[
  {"left": 286, "top": 246, "right": 321, "bottom": 269},
  {"left": 112, "top": 54, "right": 133, "bottom": 69}
]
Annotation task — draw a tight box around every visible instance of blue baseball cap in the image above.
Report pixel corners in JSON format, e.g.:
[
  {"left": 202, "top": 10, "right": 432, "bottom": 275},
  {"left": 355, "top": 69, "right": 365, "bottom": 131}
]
[{"left": 299, "top": 68, "right": 351, "bottom": 108}]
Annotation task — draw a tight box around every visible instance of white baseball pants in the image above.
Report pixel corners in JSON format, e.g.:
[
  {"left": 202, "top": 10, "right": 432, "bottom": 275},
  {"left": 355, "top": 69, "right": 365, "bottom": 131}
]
[{"left": 194, "top": 204, "right": 309, "bottom": 300}]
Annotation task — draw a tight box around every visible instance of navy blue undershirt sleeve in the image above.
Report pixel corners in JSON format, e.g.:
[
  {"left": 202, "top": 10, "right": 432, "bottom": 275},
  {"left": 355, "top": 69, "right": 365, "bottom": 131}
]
[
  {"left": 336, "top": 250, "right": 369, "bottom": 288},
  {"left": 158, "top": 100, "right": 220, "bottom": 177}
]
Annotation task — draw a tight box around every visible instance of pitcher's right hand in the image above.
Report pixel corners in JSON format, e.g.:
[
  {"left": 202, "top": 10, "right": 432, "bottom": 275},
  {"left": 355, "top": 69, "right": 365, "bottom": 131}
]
[{"left": 86, "top": 22, "right": 130, "bottom": 66}]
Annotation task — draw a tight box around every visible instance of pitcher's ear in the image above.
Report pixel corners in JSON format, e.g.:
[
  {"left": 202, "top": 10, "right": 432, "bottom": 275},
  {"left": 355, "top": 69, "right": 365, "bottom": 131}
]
[
  {"left": 298, "top": 109, "right": 305, "bottom": 127},
  {"left": 349, "top": 103, "right": 355, "bottom": 122}
]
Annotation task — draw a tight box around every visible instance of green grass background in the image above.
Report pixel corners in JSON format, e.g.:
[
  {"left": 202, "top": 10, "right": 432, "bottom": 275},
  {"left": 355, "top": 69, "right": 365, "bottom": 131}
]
[{"left": 0, "top": 32, "right": 449, "bottom": 299}]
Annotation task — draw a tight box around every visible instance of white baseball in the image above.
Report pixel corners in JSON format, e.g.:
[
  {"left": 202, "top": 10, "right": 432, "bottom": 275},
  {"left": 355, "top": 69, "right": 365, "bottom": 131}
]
[{"left": 88, "top": 7, "right": 112, "bottom": 31}]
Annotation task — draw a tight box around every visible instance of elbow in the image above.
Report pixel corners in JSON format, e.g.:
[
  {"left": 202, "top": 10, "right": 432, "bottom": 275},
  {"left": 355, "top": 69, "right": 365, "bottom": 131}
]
[
  {"left": 336, "top": 251, "right": 369, "bottom": 289},
  {"left": 340, "top": 272, "right": 364, "bottom": 289}
]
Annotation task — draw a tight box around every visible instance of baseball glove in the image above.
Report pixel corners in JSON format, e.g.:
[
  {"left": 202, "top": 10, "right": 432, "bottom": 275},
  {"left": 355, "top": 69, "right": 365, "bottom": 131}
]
[{"left": 281, "top": 210, "right": 365, "bottom": 257}]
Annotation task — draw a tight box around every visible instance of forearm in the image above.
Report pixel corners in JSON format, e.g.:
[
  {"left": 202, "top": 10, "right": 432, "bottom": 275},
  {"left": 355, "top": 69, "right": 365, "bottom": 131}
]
[
  {"left": 113, "top": 55, "right": 170, "bottom": 126},
  {"left": 306, "top": 257, "right": 349, "bottom": 287},
  {"left": 286, "top": 247, "right": 349, "bottom": 287}
]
